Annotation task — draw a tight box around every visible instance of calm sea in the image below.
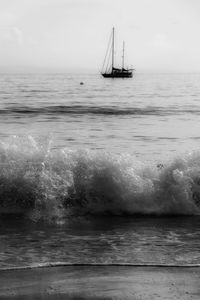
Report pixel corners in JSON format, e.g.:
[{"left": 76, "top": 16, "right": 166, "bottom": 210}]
[{"left": 0, "top": 72, "right": 200, "bottom": 269}]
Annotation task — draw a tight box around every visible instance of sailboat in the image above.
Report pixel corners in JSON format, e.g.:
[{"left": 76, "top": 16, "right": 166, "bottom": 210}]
[{"left": 101, "top": 27, "right": 134, "bottom": 78}]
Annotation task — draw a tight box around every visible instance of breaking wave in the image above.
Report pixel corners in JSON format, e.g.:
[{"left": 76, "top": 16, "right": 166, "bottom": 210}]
[{"left": 0, "top": 136, "right": 200, "bottom": 223}]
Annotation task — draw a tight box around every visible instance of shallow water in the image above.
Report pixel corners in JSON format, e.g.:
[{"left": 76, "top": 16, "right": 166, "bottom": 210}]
[
  {"left": 1, "top": 215, "right": 200, "bottom": 268},
  {"left": 0, "top": 72, "right": 200, "bottom": 268}
]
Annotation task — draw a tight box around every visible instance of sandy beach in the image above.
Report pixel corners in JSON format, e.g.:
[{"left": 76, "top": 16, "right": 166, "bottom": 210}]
[{"left": 0, "top": 265, "right": 199, "bottom": 299}]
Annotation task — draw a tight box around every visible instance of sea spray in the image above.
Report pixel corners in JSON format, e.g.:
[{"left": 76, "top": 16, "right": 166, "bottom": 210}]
[{"left": 0, "top": 136, "right": 199, "bottom": 222}]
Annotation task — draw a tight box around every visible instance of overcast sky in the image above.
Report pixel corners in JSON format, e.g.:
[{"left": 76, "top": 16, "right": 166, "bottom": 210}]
[{"left": 0, "top": 0, "right": 200, "bottom": 72}]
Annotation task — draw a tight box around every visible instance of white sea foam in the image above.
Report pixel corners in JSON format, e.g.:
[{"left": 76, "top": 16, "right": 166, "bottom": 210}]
[{"left": 0, "top": 136, "right": 199, "bottom": 222}]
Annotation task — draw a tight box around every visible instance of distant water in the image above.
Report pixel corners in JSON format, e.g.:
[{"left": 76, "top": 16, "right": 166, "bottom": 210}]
[{"left": 0, "top": 72, "right": 200, "bottom": 269}]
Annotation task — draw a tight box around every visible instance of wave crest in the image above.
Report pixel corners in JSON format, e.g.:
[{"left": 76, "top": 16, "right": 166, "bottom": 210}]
[
  {"left": 1, "top": 105, "right": 200, "bottom": 116},
  {"left": 0, "top": 136, "right": 199, "bottom": 222}
]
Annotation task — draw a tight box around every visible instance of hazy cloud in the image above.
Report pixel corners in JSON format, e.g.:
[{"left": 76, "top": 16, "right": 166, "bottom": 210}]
[
  {"left": 151, "top": 34, "right": 175, "bottom": 51},
  {"left": 12, "top": 27, "right": 23, "bottom": 45}
]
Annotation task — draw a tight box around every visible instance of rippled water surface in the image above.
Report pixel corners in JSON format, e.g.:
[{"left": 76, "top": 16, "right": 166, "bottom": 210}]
[
  {"left": 1, "top": 216, "right": 200, "bottom": 268},
  {"left": 1, "top": 72, "right": 200, "bottom": 268},
  {"left": 1, "top": 73, "right": 200, "bottom": 161}
]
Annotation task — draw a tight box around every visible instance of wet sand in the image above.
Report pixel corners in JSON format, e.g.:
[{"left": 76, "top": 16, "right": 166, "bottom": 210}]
[{"left": 0, "top": 265, "right": 199, "bottom": 299}]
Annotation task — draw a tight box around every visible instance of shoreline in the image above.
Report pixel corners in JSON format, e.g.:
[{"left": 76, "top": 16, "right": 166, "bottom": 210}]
[
  {"left": 1, "top": 262, "right": 200, "bottom": 271},
  {"left": 0, "top": 265, "right": 199, "bottom": 299}
]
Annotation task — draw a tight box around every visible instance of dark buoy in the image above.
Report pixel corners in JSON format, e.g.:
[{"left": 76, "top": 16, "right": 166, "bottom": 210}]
[
  {"left": 157, "top": 163, "right": 164, "bottom": 169},
  {"left": 80, "top": 82, "right": 84, "bottom": 85}
]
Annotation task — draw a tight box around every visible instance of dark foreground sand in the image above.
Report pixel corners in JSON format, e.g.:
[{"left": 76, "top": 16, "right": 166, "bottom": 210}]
[{"left": 0, "top": 265, "right": 199, "bottom": 299}]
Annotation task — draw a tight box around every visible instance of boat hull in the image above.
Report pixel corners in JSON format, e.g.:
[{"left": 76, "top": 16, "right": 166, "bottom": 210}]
[{"left": 102, "top": 72, "right": 133, "bottom": 78}]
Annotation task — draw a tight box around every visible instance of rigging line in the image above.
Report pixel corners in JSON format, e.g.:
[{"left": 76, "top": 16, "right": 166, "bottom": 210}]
[
  {"left": 105, "top": 44, "right": 112, "bottom": 73},
  {"left": 102, "top": 32, "right": 112, "bottom": 71},
  {"left": 101, "top": 31, "right": 112, "bottom": 73}
]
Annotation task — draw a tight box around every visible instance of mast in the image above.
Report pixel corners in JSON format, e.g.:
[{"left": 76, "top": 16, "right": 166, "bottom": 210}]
[
  {"left": 122, "top": 41, "right": 125, "bottom": 69},
  {"left": 112, "top": 27, "right": 115, "bottom": 71}
]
